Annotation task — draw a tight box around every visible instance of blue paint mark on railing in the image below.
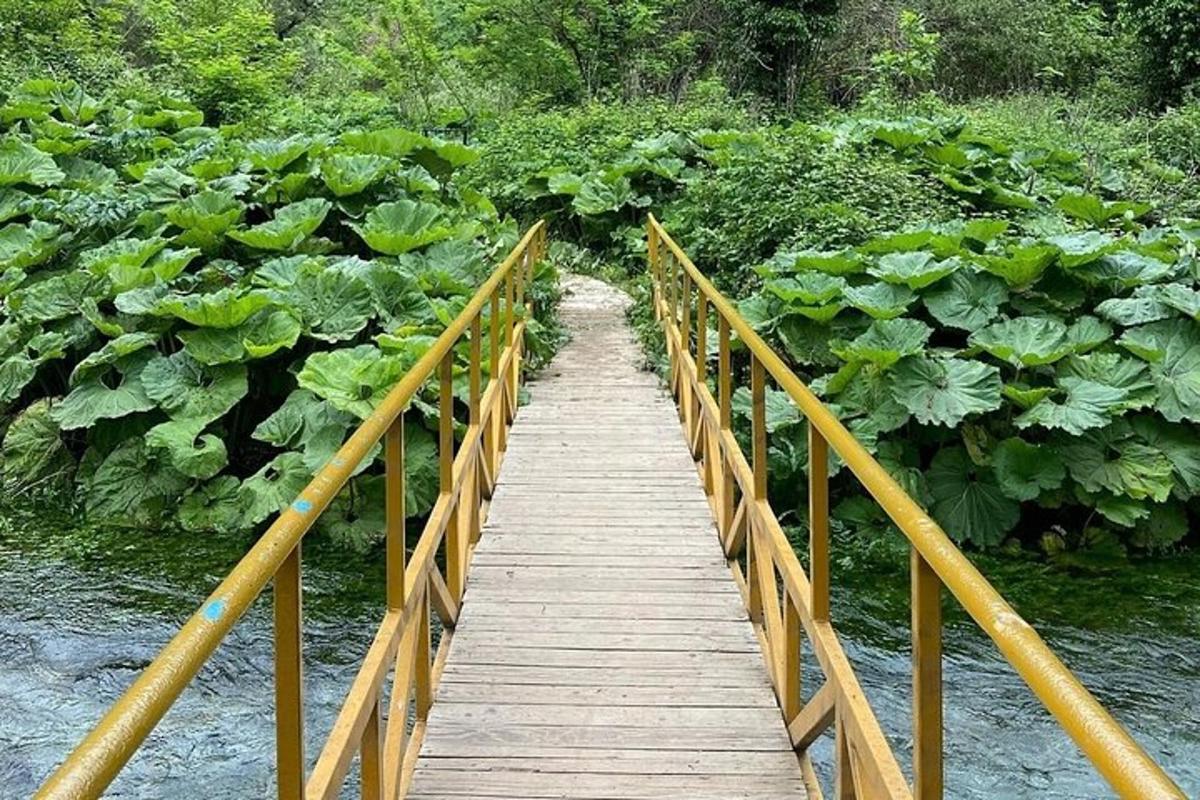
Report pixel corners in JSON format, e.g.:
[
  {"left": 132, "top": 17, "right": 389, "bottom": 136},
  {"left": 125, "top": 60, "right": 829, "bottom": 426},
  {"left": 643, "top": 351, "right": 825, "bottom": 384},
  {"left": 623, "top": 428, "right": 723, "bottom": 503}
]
[
  {"left": 202, "top": 598, "right": 227, "bottom": 623},
  {"left": 292, "top": 499, "right": 313, "bottom": 514}
]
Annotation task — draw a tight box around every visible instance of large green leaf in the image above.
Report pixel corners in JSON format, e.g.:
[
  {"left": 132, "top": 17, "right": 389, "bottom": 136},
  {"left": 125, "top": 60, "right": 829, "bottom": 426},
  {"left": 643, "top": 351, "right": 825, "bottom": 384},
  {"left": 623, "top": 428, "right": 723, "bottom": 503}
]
[
  {"left": 7, "top": 270, "right": 97, "bottom": 323},
  {"left": 971, "top": 317, "right": 1073, "bottom": 368},
  {"left": 84, "top": 439, "right": 188, "bottom": 526},
  {"left": 992, "top": 437, "right": 1066, "bottom": 501},
  {"left": 166, "top": 189, "right": 244, "bottom": 249},
  {"left": 842, "top": 282, "right": 916, "bottom": 319},
  {"left": 244, "top": 135, "right": 314, "bottom": 172},
  {"left": 832, "top": 318, "right": 931, "bottom": 369},
  {"left": 0, "top": 220, "right": 65, "bottom": 270},
  {"left": 297, "top": 345, "right": 408, "bottom": 419},
  {"left": 572, "top": 175, "right": 636, "bottom": 215},
  {"left": 1118, "top": 319, "right": 1200, "bottom": 422},
  {"left": 340, "top": 128, "right": 430, "bottom": 158},
  {"left": 239, "top": 452, "right": 311, "bottom": 526},
  {"left": 975, "top": 245, "right": 1057, "bottom": 289},
  {"left": 1048, "top": 231, "right": 1119, "bottom": 268},
  {"left": 0, "top": 138, "right": 64, "bottom": 186},
  {"left": 1015, "top": 377, "right": 1128, "bottom": 435},
  {"left": 787, "top": 249, "right": 865, "bottom": 276},
  {"left": 350, "top": 198, "right": 455, "bottom": 255},
  {"left": 923, "top": 271, "right": 1008, "bottom": 330},
  {"left": 1, "top": 398, "right": 71, "bottom": 486},
  {"left": 1073, "top": 252, "right": 1175, "bottom": 289},
  {"left": 1131, "top": 415, "right": 1200, "bottom": 497},
  {"left": 51, "top": 353, "right": 157, "bottom": 430},
  {"left": 281, "top": 262, "right": 375, "bottom": 342},
  {"left": 868, "top": 252, "right": 960, "bottom": 290},
  {"left": 765, "top": 274, "right": 845, "bottom": 305},
  {"left": 145, "top": 417, "right": 228, "bottom": 479},
  {"left": 1131, "top": 500, "right": 1188, "bottom": 550},
  {"left": 928, "top": 447, "right": 1020, "bottom": 547},
  {"left": 154, "top": 288, "right": 272, "bottom": 328},
  {"left": 1057, "top": 423, "right": 1174, "bottom": 502},
  {"left": 179, "top": 476, "right": 243, "bottom": 533},
  {"left": 142, "top": 352, "right": 248, "bottom": 423},
  {"left": 1096, "top": 285, "right": 1175, "bottom": 326},
  {"left": 320, "top": 153, "right": 393, "bottom": 196},
  {"left": 1056, "top": 192, "right": 1151, "bottom": 226},
  {"left": 889, "top": 356, "right": 1002, "bottom": 426},
  {"left": 229, "top": 198, "right": 332, "bottom": 251}
]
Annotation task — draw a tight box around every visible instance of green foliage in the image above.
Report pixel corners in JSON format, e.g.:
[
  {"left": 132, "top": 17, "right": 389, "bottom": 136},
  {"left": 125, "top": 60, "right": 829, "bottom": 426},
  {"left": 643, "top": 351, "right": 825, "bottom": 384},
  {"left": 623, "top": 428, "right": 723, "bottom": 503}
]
[
  {"left": 0, "top": 83, "right": 559, "bottom": 545},
  {"left": 1120, "top": 0, "right": 1200, "bottom": 105}
]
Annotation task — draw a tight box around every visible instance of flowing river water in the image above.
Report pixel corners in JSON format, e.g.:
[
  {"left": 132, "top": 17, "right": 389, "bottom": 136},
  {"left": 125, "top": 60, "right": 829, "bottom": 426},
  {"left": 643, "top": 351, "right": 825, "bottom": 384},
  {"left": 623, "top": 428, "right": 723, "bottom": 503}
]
[{"left": 0, "top": 503, "right": 1197, "bottom": 798}]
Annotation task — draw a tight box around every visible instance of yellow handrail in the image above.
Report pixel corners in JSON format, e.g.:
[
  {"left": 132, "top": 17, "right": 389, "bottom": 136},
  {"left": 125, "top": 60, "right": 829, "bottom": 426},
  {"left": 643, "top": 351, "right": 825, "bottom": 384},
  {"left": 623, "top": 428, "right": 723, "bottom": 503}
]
[
  {"left": 36, "top": 221, "right": 548, "bottom": 800},
  {"left": 647, "top": 213, "right": 1184, "bottom": 800}
]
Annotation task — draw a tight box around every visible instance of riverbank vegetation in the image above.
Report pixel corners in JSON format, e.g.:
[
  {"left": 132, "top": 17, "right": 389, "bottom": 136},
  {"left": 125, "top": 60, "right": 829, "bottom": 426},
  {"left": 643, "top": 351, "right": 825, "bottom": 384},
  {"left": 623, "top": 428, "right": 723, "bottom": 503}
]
[{"left": 1, "top": 0, "right": 1197, "bottom": 562}]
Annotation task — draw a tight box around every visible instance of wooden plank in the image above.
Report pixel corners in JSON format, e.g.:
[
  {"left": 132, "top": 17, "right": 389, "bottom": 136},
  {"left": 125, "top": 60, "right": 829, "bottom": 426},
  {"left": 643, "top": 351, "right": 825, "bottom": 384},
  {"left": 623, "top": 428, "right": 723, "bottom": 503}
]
[
  {"left": 414, "top": 750, "right": 800, "bottom": 774},
  {"left": 432, "top": 683, "right": 777, "bottom": 708},
  {"left": 408, "top": 275, "right": 804, "bottom": 799}
]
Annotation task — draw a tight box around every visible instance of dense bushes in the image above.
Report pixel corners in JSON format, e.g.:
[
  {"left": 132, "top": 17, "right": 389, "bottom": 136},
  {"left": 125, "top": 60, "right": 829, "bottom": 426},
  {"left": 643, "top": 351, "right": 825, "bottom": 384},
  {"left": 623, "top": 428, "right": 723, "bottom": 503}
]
[
  {"left": 0, "top": 80, "right": 560, "bottom": 546},
  {"left": 474, "top": 101, "right": 1200, "bottom": 559}
]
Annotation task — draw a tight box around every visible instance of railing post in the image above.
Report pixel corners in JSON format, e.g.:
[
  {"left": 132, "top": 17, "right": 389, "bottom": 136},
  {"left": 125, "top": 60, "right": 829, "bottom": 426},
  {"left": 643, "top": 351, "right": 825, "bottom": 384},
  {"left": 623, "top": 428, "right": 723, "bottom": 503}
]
[
  {"left": 695, "top": 295, "right": 711, "bottom": 480},
  {"left": 386, "top": 415, "right": 406, "bottom": 611},
  {"left": 747, "top": 355, "right": 766, "bottom": 623},
  {"left": 912, "top": 548, "right": 944, "bottom": 800},
  {"left": 274, "top": 544, "right": 304, "bottom": 800},
  {"left": 718, "top": 316, "right": 733, "bottom": 543},
  {"left": 809, "top": 425, "right": 830, "bottom": 622}
]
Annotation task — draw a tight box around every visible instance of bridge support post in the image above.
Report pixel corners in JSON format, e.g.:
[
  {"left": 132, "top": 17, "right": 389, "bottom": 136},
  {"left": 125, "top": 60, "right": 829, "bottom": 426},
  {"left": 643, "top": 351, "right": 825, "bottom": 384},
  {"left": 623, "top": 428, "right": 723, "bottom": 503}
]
[
  {"left": 273, "top": 544, "right": 305, "bottom": 800},
  {"left": 912, "top": 548, "right": 944, "bottom": 800}
]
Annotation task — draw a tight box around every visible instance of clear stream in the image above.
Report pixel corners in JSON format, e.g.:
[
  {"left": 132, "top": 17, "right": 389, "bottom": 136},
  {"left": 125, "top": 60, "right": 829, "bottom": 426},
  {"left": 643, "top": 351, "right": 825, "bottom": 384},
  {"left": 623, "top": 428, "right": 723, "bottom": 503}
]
[{"left": 0, "top": 504, "right": 1197, "bottom": 799}]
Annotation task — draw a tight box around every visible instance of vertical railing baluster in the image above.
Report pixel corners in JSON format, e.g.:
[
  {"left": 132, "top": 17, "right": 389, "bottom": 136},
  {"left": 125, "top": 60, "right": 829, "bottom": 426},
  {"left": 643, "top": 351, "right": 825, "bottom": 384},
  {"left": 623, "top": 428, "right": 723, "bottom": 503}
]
[
  {"left": 359, "top": 699, "right": 382, "bottom": 800},
  {"left": 386, "top": 415, "right": 406, "bottom": 611},
  {"left": 415, "top": 587, "right": 433, "bottom": 719},
  {"left": 648, "top": 222, "right": 661, "bottom": 319},
  {"left": 696, "top": 295, "right": 711, "bottom": 482},
  {"left": 679, "top": 272, "right": 692, "bottom": 425},
  {"left": 505, "top": 269, "right": 517, "bottom": 424},
  {"left": 274, "top": 544, "right": 304, "bottom": 800},
  {"left": 718, "top": 316, "right": 733, "bottom": 544},
  {"left": 809, "top": 426, "right": 830, "bottom": 621},
  {"left": 783, "top": 593, "right": 802, "bottom": 722},
  {"left": 912, "top": 548, "right": 944, "bottom": 800},
  {"left": 491, "top": 287, "right": 506, "bottom": 461},
  {"left": 440, "top": 352, "right": 463, "bottom": 602},
  {"left": 835, "top": 712, "right": 857, "bottom": 800},
  {"left": 747, "top": 356, "right": 766, "bottom": 623},
  {"left": 668, "top": 253, "right": 679, "bottom": 325},
  {"left": 468, "top": 315, "right": 483, "bottom": 544}
]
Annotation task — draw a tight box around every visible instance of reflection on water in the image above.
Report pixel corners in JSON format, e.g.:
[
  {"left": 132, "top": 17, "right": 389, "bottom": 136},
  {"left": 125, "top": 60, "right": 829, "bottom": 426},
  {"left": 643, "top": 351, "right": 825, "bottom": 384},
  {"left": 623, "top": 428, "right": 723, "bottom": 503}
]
[{"left": 0, "top": 508, "right": 1197, "bottom": 798}]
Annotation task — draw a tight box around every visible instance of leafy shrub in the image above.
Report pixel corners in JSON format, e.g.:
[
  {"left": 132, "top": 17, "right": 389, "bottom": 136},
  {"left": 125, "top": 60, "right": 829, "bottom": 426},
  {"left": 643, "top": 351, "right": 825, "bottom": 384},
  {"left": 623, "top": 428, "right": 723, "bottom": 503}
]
[
  {"left": 726, "top": 117, "right": 1200, "bottom": 557},
  {"left": 1120, "top": 0, "right": 1200, "bottom": 106},
  {"left": 0, "top": 79, "right": 559, "bottom": 548}
]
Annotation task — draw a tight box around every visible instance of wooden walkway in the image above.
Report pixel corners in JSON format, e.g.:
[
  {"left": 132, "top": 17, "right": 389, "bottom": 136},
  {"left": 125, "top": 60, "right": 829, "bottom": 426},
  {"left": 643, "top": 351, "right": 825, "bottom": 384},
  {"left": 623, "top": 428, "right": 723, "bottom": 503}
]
[{"left": 408, "top": 277, "right": 806, "bottom": 799}]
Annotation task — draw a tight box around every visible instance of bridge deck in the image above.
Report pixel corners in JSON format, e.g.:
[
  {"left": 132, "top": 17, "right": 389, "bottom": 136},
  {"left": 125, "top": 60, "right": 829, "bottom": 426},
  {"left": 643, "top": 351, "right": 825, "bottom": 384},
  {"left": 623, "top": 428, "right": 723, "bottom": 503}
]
[{"left": 408, "top": 277, "right": 806, "bottom": 799}]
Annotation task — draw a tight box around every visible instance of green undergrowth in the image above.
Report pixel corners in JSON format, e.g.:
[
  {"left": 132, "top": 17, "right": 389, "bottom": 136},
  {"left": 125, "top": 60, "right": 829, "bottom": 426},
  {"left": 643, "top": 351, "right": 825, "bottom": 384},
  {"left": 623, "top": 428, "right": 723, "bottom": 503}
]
[{"left": 0, "top": 79, "right": 563, "bottom": 549}]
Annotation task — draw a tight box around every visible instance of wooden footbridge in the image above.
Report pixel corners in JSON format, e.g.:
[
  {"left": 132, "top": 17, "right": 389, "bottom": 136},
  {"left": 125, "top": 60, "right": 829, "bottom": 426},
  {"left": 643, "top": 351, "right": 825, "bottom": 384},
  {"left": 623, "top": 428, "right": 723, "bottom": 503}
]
[{"left": 35, "top": 220, "right": 1185, "bottom": 800}]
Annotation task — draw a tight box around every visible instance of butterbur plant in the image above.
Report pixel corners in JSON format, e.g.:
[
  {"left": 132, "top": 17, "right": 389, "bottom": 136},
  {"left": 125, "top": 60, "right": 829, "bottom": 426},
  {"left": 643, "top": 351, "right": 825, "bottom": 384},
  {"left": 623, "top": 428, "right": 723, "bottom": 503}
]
[
  {"left": 725, "top": 119, "right": 1200, "bottom": 557},
  {"left": 0, "top": 79, "right": 559, "bottom": 549}
]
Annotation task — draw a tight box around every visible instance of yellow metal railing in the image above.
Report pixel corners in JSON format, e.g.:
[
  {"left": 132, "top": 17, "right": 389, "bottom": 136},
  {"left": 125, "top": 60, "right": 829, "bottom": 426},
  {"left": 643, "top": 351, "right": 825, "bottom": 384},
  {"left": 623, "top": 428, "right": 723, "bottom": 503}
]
[
  {"left": 36, "top": 221, "right": 548, "bottom": 800},
  {"left": 647, "top": 214, "right": 1185, "bottom": 800}
]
